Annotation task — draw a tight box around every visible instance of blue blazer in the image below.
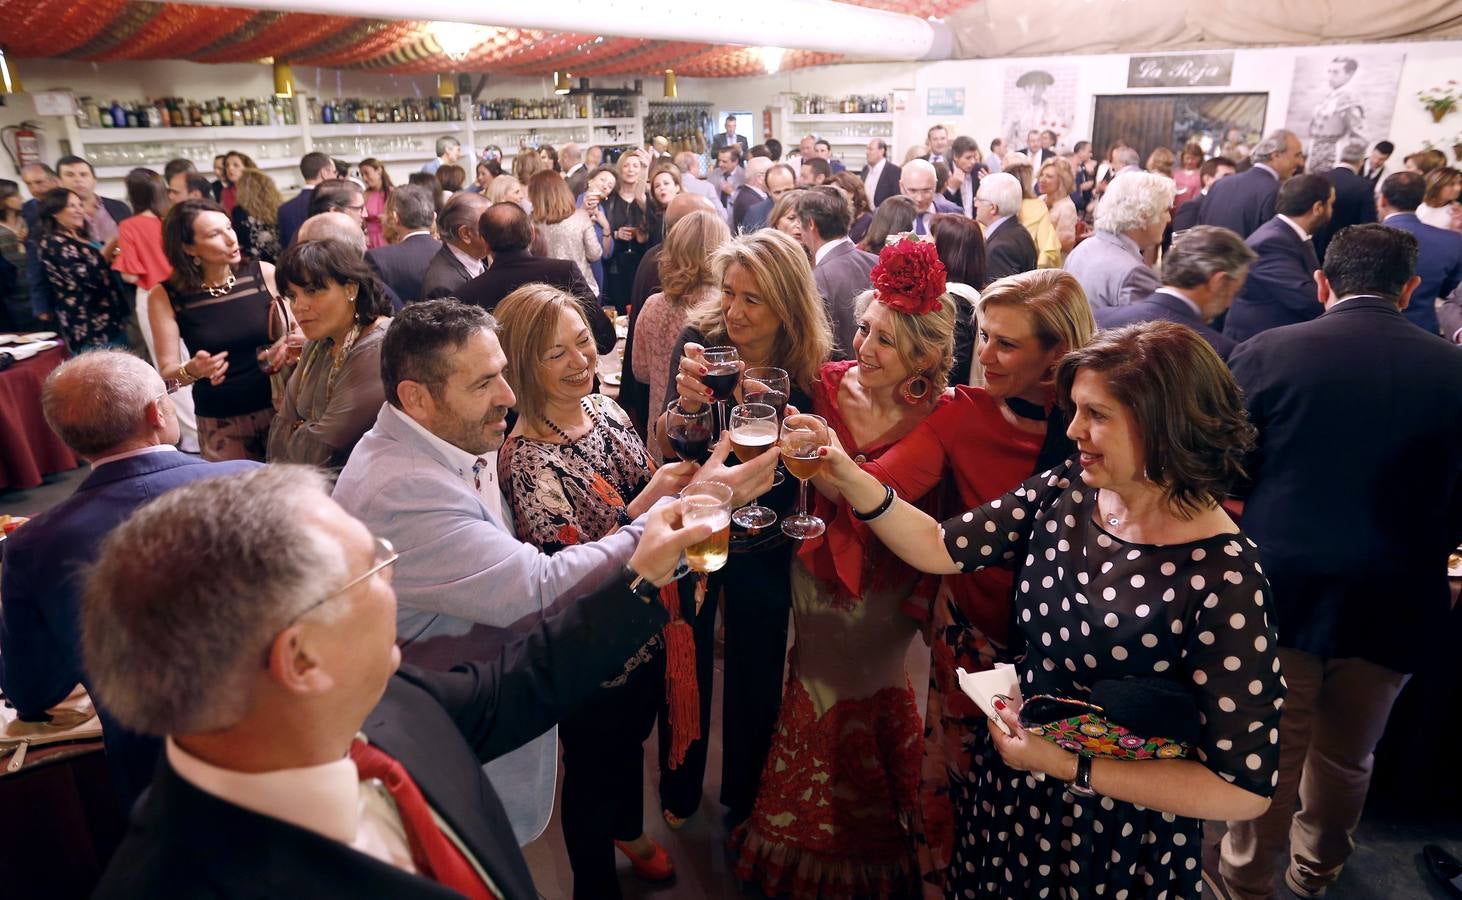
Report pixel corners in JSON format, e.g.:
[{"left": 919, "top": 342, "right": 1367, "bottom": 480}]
[
  {"left": 1382, "top": 213, "right": 1462, "bottom": 336},
  {"left": 1223, "top": 217, "right": 1321, "bottom": 342},
  {"left": 1313, "top": 166, "right": 1377, "bottom": 262},
  {"left": 1095, "top": 289, "right": 1236, "bottom": 360},
  {"left": 0, "top": 450, "right": 258, "bottom": 808},
  {"left": 1197, "top": 165, "right": 1280, "bottom": 239},
  {"left": 276, "top": 188, "right": 313, "bottom": 249},
  {"left": 1229, "top": 297, "right": 1462, "bottom": 672}
]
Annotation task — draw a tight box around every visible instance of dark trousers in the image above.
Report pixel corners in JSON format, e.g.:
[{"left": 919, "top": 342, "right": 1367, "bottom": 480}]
[
  {"left": 716, "top": 539, "right": 795, "bottom": 823},
  {"left": 657, "top": 573, "right": 719, "bottom": 818},
  {"left": 560, "top": 646, "right": 664, "bottom": 900}
]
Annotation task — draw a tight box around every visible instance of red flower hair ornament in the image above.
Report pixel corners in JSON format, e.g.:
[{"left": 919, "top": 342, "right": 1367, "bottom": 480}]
[{"left": 871, "top": 236, "right": 948, "bottom": 316}]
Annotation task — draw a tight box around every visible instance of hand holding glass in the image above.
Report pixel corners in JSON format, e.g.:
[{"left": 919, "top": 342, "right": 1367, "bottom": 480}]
[
  {"left": 728, "top": 403, "right": 779, "bottom": 530},
  {"left": 780, "top": 414, "right": 829, "bottom": 540},
  {"left": 681, "top": 481, "right": 733, "bottom": 573}
]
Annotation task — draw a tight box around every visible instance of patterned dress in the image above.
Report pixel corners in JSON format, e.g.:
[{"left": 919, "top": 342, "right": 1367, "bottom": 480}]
[
  {"left": 38, "top": 232, "right": 131, "bottom": 350},
  {"left": 937, "top": 459, "right": 1285, "bottom": 898}
]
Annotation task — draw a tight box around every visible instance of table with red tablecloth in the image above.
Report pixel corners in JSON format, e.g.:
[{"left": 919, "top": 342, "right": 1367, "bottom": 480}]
[{"left": 0, "top": 346, "right": 79, "bottom": 490}]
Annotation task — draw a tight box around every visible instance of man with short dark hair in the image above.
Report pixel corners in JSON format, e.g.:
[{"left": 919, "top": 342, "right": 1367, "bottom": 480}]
[
  {"left": 860, "top": 138, "right": 901, "bottom": 209},
  {"left": 278, "top": 151, "right": 338, "bottom": 247},
  {"left": 1374, "top": 171, "right": 1462, "bottom": 336},
  {"left": 56, "top": 154, "right": 131, "bottom": 246},
  {"left": 19, "top": 162, "right": 60, "bottom": 321},
  {"left": 1198, "top": 129, "right": 1305, "bottom": 238},
  {"left": 1360, "top": 139, "right": 1393, "bottom": 187},
  {"left": 799, "top": 186, "right": 878, "bottom": 356},
  {"left": 1220, "top": 223, "right": 1462, "bottom": 900},
  {"left": 1171, "top": 157, "right": 1237, "bottom": 235},
  {"left": 162, "top": 157, "right": 195, "bottom": 183},
  {"left": 707, "top": 144, "right": 745, "bottom": 208},
  {"left": 799, "top": 156, "right": 832, "bottom": 188},
  {"left": 421, "top": 192, "right": 491, "bottom": 300},
  {"left": 1313, "top": 142, "right": 1377, "bottom": 261},
  {"left": 812, "top": 138, "right": 845, "bottom": 175},
  {"left": 711, "top": 114, "right": 749, "bottom": 162},
  {"left": 1095, "top": 225, "right": 1254, "bottom": 360},
  {"left": 167, "top": 171, "right": 212, "bottom": 207},
  {"left": 1223, "top": 173, "right": 1334, "bottom": 341},
  {"left": 743, "top": 164, "right": 795, "bottom": 232},
  {"left": 925, "top": 124, "right": 951, "bottom": 165},
  {"left": 87, "top": 461, "right": 713, "bottom": 899},
  {"left": 454, "top": 204, "right": 613, "bottom": 351},
  {"left": 943, "top": 135, "right": 983, "bottom": 216},
  {"left": 0, "top": 351, "right": 258, "bottom": 810},
  {"left": 365, "top": 184, "right": 440, "bottom": 306}
]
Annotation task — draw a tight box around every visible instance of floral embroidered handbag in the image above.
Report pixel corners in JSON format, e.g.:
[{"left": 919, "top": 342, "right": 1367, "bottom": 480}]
[{"left": 1015, "top": 677, "right": 1200, "bottom": 761}]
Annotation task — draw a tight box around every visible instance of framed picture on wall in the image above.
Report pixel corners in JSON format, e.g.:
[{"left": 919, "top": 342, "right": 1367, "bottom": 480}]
[{"left": 1284, "top": 51, "right": 1405, "bottom": 172}]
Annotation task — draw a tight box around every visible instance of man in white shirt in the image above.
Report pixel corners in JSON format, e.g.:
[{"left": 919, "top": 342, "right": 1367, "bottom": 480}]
[{"left": 860, "top": 138, "right": 901, "bottom": 209}]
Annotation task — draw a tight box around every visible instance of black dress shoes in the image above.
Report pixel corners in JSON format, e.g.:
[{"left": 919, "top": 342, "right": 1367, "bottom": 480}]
[{"left": 1424, "top": 844, "right": 1462, "bottom": 897}]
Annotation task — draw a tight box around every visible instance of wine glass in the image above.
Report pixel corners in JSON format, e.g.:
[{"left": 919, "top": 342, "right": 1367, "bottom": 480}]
[
  {"left": 743, "top": 366, "right": 790, "bottom": 486},
  {"left": 701, "top": 345, "right": 741, "bottom": 433},
  {"left": 666, "top": 399, "right": 714, "bottom": 463},
  {"left": 728, "top": 403, "right": 779, "bottom": 531},
  {"left": 780, "top": 414, "right": 829, "bottom": 540},
  {"left": 681, "top": 481, "right": 733, "bottom": 573}
]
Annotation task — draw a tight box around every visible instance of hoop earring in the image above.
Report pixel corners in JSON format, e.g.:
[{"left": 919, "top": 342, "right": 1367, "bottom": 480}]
[{"left": 898, "top": 369, "right": 932, "bottom": 405}]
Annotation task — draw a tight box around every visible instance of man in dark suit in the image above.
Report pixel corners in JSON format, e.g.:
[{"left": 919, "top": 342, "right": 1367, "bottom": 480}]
[
  {"left": 1095, "top": 225, "right": 1254, "bottom": 361},
  {"left": 976, "top": 172, "right": 1037, "bottom": 279},
  {"left": 1375, "top": 171, "right": 1462, "bottom": 337},
  {"left": 456, "top": 203, "right": 614, "bottom": 353},
  {"left": 1171, "top": 157, "right": 1237, "bottom": 237},
  {"left": 1360, "top": 139, "right": 1393, "bottom": 188},
  {"left": 365, "top": 184, "right": 440, "bottom": 305},
  {"left": 743, "top": 164, "right": 795, "bottom": 233},
  {"left": 1222, "top": 174, "right": 1333, "bottom": 342},
  {"left": 1197, "top": 129, "right": 1305, "bottom": 238},
  {"left": 0, "top": 351, "right": 258, "bottom": 809},
  {"left": 711, "top": 114, "right": 749, "bottom": 163},
  {"left": 1219, "top": 224, "right": 1462, "bottom": 900},
  {"left": 18, "top": 162, "right": 59, "bottom": 323},
  {"left": 813, "top": 139, "right": 846, "bottom": 176},
  {"left": 731, "top": 157, "right": 772, "bottom": 233},
  {"left": 800, "top": 187, "right": 878, "bottom": 356},
  {"left": 277, "top": 151, "right": 338, "bottom": 248},
  {"left": 941, "top": 135, "right": 983, "bottom": 217},
  {"left": 86, "top": 463, "right": 711, "bottom": 900},
  {"left": 421, "top": 192, "right": 490, "bottom": 301},
  {"left": 860, "top": 138, "right": 901, "bottom": 209},
  {"left": 901, "top": 159, "right": 960, "bottom": 236},
  {"left": 1313, "top": 143, "right": 1377, "bottom": 261}
]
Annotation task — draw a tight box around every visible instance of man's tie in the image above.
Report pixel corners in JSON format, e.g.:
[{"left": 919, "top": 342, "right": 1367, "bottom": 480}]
[
  {"left": 915, "top": 212, "right": 929, "bottom": 236},
  {"left": 352, "top": 739, "right": 499, "bottom": 899},
  {"left": 472, "top": 458, "right": 487, "bottom": 493}
]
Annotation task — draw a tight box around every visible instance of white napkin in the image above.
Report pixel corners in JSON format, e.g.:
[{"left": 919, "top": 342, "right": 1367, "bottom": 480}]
[{"left": 956, "top": 662, "right": 1022, "bottom": 736}]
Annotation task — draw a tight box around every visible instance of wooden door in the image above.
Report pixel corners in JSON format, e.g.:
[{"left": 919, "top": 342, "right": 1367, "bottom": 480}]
[{"left": 1092, "top": 96, "right": 1176, "bottom": 164}]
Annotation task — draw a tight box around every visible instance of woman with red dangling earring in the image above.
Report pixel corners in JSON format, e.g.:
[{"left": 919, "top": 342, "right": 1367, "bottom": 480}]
[
  {"left": 730, "top": 235, "right": 956, "bottom": 900},
  {"left": 813, "top": 266, "right": 1096, "bottom": 898}
]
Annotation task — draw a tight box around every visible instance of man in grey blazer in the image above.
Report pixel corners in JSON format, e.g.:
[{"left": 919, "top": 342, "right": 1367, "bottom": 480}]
[
  {"left": 800, "top": 186, "right": 878, "bottom": 358},
  {"left": 422, "top": 192, "right": 491, "bottom": 300},
  {"left": 332, "top": 299, "right": 775, "bottom": 845}
]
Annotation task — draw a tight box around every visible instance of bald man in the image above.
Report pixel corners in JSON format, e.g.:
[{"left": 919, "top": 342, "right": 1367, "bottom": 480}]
[
  {"left": 0, "top": 350, "right": 259, "bottom": 809},
  {"left": 901, "top": 158, "right": 961, "bottom": 235},
  {"left": 297, "top": 212, "right": 405, "bottom": 310}
]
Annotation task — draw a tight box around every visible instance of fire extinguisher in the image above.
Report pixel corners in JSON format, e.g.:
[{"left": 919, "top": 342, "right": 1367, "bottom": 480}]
[{"left": 1, "top": 121, "right": 43, "bottom": 170}]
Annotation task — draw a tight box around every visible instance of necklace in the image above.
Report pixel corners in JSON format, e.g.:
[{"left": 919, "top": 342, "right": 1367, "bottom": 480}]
[
  {"left": 538, "top": 398, "right": 635, "bottom": 523},
  {"left": 202, "top": 272, "right": 236, "bottom": 297},
  {"left": 296, "top": 324, "right": 364, "bottom": 422}
]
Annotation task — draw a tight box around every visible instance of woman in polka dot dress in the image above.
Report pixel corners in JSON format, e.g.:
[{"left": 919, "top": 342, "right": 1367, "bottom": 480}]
[{"left": 812, "top": 322, "right": 1286, "bottom": 898}]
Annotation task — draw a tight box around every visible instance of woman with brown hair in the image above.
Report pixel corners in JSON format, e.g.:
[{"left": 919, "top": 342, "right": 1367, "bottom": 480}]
[
  {"left": 436, "top": 163, "right": 467, "bottom": 198},
  {"left": 928, "top": 213, "right": 985, "bottom": 386},
  {"left": 359, "top": 157, "right": 393, "bottom": 249},
  {"left": 218, "top": 150, "right": 257, "bottom": 216},
  {"left": 528, "top": 169, "right": 603, "bottom": 293},
  {"left": 767, "top": 188, "right": 808, "bottom": 247},
  {"left": 512, "top": 147, "right": 545, "bottom": 186},
  {"left": 815, "top": 321, "right": 1282, "bottom": 899},
  {"left": 647, "top": 161, "right": 682, "bottom": 242},
  {"left": 830, "top": 170, "right": 874, "bottom": 244},
  {"left": 1174, "top": 141, "right": 1205, "bottom": 209},
  {"left": 36, "top": 187, "right": 132, "bottom": 350},
  {"left": 859, "top": 195, "right": 916, "bottom": 252},
  {"left": 230, "top": 168, "right": 284, "bottom": 264}
]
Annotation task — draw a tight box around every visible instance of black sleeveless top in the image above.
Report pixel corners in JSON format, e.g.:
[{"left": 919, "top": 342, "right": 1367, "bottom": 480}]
[{"left": 165, "top": 259, "right": 275, "bottom": 418}]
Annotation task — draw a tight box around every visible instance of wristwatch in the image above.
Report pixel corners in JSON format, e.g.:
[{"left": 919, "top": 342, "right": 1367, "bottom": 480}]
[
  {"left": 624, "top": 565, "right": 662, "bottom": 601},
  {"left": 1069, "top": 754, "right": 1097, "bottom": 797}
]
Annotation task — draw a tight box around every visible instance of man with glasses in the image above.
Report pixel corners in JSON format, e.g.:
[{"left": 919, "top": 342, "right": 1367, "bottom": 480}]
[
  {"left": 900, "top": 158, "right": 960, "bottom": 236},
  {"left": 85, "top": 464, "right": 712, "bottom": 899},
  {"left": 0, "top": 351, "right": 258, "bottom": 809},
  {"left": 332, "top": 300, "right": 775, "bottom": 844}
]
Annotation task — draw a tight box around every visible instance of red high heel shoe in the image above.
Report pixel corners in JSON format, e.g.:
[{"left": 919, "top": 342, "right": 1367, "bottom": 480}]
[{"left": 614, "top": 837, "right": 675, "bottom": 881}]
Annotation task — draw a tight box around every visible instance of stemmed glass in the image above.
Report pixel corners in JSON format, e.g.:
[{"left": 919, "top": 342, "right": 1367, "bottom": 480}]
[
  {"left": 666, "top": 399, "right": 714, "bottom": 463},
  {"left": 728, "top": 403, "right": 779, "bottom": 531},
  {"left": 743, "top": 366, "right": 790, "bottom": 486},
  {"left": 701, "top": 345, "right": 741, "bottom": 434},
  {"left": 682, "top": 482, "right": 733, "bottom": 573},
  {"left": 780, "top": 414, "right": 829, "bottom": 540}
]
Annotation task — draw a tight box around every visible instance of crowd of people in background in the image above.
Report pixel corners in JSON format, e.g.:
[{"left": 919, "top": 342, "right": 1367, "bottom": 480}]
[{"left": 1, "top": 106, "right": 1460, "bottom": 900}]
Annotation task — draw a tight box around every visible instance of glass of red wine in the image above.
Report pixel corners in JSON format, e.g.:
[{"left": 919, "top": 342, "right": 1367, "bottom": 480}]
[
  {"left": 666, "top": 399, "right": 714, "bottom": 463},
  {"left": 743, "top": 366, "right": 790, "bottom": 486},
  {"left": 701, "top": 345, "right": 741, "bottom": 434}
]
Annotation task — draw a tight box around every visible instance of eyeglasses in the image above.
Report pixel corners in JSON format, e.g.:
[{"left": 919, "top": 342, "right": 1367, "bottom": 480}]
[{"left": 287, "top": 536, "right": 398, "bottom": 626}]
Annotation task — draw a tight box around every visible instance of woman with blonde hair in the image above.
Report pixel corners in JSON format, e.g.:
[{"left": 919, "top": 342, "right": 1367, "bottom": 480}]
[
  {"left": 767, "top": 188, "right": 809, "bottom": 250},
  {"left": 731, "top": 239, "right": 959, "bottom": 898},
  {"left": 528, "top": 169, "right": 603, "bottom": 292},
  {"left": 814, "top": 269, "right": 1096, "bottom": 891},
  {"left": 487, "top": 173, "right": 525, "bottom": 208},
  {"left": 601, "top": 149, "right": 653, "bottom": 311},
  {"left": 1003, "top": 155, "right": 1062, "bottom": 268},
  {"left": 635, "top": 209, "right": 732, "bottom": 440},
  {"left": 659, "top": 229, "right": 833, "bottom": 829},
  {"left": 512, "top": 148, "right": 545, "bottom": 185},
  {"left": 230, "top": 168, "right": 284, "bottom": 264},
  {"left": 1037, "top": 157, "right": 1078, "bottom": 256},
  {"left": 1420, "top": 166, "right": 1462, "bottom": 232}
]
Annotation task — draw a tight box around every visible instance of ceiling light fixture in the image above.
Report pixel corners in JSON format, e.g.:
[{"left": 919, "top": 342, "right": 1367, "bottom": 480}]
[
  {"left": 756, "top": 46, "right": 786, "bottom": 75},
  {"left": 428, "top": 21, "right": 487, "bottom": 62},
  {"left": 663, "top": 69, "right": 677, "bottom": 99},
  {"left": 272, "top": 59, "right": 294, "bottom": 99},
  {"left": 553, "top": 71, "right": 572, "bottom": 95}
]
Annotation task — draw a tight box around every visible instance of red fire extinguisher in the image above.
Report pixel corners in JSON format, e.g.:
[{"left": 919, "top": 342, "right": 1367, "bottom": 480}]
[{"left": 1, "top": 121, "right": 43, "bottom": 170}]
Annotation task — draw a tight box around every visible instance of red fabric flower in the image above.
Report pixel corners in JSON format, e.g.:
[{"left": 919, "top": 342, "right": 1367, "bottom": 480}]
[{"left": 871, "top": 239, "right": 948, "bottom": 316}]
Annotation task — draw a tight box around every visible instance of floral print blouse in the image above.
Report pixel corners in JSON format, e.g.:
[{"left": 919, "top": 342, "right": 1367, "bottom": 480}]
[{"left": 38, "top": 232, "right": 131, "bottom": 349}]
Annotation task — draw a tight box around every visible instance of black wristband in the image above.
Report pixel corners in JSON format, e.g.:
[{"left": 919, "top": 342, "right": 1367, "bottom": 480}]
[
  {"left": 623, "top": 564, "right": 661, "bottom": 601},
  {"left": 852, "top": 483, "right": 896, "bottom": 522}
]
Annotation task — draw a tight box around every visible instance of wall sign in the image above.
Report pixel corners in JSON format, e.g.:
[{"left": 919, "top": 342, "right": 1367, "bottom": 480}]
[
  {"left": 927, "top": 87, "right": 965, "bottom": 117},
  {"left": 1127, "top": 53, "right": 1234, "bottom": 88}
]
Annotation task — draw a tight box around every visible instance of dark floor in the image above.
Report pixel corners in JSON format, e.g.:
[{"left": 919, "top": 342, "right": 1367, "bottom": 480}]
[{"left": 5, "top": 466, "right": 1460, "bottom": 899}]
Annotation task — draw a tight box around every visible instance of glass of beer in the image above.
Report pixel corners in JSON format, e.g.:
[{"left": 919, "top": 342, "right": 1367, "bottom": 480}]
[
  {"left": 701, "top": 345, "right": 741, "bottom": 433},
  {"left": 666, "top": 398, "right": 713, "bottom": 463},
  {"left": 743, "top": 366, "right": 790, "bottom": 486},
  {"left": 780, "top": 413, "right": 829, "bottom": 540},
  {"left": 728, "top": 403, "right": 779, "bottom": 530},
  {"left": 682, "top": 481, "right": 733, "bottom": 573}
]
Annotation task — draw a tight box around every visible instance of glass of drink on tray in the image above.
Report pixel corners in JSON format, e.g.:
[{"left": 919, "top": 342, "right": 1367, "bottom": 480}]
[
  {"left": 728, "top": 403, "right": 779, "bottom": 531},
  {"left": 701, "top": 345, "right": 741, "bottom": 432},
  {"left": 682, "top": 481, "right": 733, "bottom": 573},
  {"left": 780, "top": 413, "right": 828, "bottom": 540},
  {"left": 666, "top": 399, "right": 714, "bottom": 463}
]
